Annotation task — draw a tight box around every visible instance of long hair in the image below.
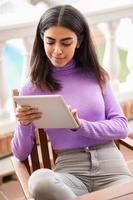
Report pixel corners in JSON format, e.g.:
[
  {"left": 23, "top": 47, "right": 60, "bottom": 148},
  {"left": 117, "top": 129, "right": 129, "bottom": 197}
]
[{"left": 30, "top": 5, "right": 108, "bottom": 91}]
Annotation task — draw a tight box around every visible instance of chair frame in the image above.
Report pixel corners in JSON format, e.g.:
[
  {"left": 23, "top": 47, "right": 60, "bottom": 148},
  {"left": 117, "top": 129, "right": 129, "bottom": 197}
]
[
  {"left": 11, "top": 129, "right": 57, "bottom": 200},
  {"left": 11, "top": 128, "right": 133, "bottom": 200},
  {"left": 73, "top": 180, "right": 133, "bottom": 200}
]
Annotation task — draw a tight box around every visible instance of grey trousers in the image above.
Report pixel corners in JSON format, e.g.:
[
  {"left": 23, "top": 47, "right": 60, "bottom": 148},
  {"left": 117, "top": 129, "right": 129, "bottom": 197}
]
[{"left": 28, "top": 142, "right": 133, "bottom": 200}]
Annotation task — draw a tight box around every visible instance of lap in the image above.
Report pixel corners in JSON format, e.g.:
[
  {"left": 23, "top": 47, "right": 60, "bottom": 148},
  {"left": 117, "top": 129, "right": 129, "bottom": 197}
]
[
  {"left": 28, "top": 168, "right": 88, "bottom": 196},
  {"left": 54, "top": 142, "right": 132, "bottom": 191},
  {"left": 28, "top": 142, "right": 132, "bottom": 195}
]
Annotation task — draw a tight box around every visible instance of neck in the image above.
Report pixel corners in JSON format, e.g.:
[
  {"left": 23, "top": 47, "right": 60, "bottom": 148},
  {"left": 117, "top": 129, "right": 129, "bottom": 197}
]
[{"left": 48, "top": 59, "right": 77, "bottom": 75}]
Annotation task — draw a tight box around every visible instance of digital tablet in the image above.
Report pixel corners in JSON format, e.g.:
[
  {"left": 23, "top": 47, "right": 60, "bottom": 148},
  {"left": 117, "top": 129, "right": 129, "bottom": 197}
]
[{"left": 14, "top": 95, "right": 79, "bottom": 129}]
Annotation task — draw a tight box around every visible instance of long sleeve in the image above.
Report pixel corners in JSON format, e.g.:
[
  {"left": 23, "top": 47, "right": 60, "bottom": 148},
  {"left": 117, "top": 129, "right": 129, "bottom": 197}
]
[
  {"left": 11, "top": 80, "right": 36, "bottom": 161},
  {"left": 11, "top": 123, "right": 35, "bottom": 161},
  {"left": 65, "top": 81, "right": 128, "bottom": 140}
]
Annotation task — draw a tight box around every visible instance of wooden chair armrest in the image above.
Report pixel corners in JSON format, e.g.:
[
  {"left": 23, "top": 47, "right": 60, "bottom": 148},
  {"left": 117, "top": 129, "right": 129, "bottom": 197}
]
[
  {"left": 11, "top": 156, "right": 34, "bottom": 200},
  {"left": 119, "top": 137, "right": 133, "bottom": 151},
  {"left": 72, "top": 180, "right": 133, "bottom": 200}
]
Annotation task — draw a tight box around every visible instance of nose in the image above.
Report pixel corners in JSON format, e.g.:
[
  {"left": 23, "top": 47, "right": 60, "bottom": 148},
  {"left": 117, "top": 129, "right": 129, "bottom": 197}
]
[{"left": 53, "top": 45, "right": 62, "bottom": 55}]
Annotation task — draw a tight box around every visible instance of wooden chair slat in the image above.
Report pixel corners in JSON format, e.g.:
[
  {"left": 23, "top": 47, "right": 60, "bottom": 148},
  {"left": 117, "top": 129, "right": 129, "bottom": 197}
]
[
  {"left": 23, "top": 159, "right": 31, "bottom": 175},
  {"left": 52, "top": 148, "right": 57, "bottom": 162},
  {"left": 38, "top": 129, "right": 52, "bottom": 169},
  {"left": 30, "top": 138, "right": 40, "bottom": 172},
  {"left": 119, "top": 137, "right": 133, "bottom": 151}
]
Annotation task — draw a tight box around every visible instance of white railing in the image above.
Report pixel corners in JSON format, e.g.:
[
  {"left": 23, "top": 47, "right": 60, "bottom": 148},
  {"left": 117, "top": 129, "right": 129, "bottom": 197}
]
[
  {"left": 0, "top": 0, "right": 133, "bottom": 135},
  {"left": 0, "top": 1, "right": 42, "bottom": 135},
  {"left": 73, "top": 0, "right": 133, "bottom": 99}
]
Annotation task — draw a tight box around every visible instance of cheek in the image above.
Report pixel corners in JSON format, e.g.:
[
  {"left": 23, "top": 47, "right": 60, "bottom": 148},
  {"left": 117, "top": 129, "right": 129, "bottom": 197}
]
[
  {"left": 67, "top": 46, "right": 77, "bottom": 57},
  {"left": 44, "top": 45, "right": 51, "bottom": 57}
]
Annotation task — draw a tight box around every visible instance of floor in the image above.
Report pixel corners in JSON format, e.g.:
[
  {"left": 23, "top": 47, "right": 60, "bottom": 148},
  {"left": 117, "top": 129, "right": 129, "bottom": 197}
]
[
  {"left": 0, "top": 144, "right": 133, "bottom": 200},
  {"left": 0, "top": 155, "right": 26, "bottom": 200},
  {"left": 0, "top": 180, "right": 25, "bottom": 200}
]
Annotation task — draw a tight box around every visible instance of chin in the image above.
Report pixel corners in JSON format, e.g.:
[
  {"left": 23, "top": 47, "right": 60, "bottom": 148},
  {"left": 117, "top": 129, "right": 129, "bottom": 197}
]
[{"left": 52, "top": 60, "right": 67, "bottom": 67}]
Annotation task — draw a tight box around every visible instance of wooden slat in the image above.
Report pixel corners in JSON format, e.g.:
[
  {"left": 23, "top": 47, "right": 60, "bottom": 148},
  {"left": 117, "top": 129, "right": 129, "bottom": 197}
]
[
  {"left": 23, "top": 159, "right": 31, "bottom": 175},
  {"left": 115, "top": 140, "right": 120, "bottom": 149},
  {"left": 73, "top": 181, "right": 133, "bottom": 200},
  {"left": 52, "top": 148, "right": 57, "bottom": 163},
  {"left": 38, "top": 129, "right": 52, "bottom": 169},
  {"left": 30, "top": 138, "right": 40, "bottom": 172},
  {"left": 11, "top": 157, "right": 34, "bottom": 200},
  {"left": 119, "top": 137, "right": 133, "bottom": 151}
]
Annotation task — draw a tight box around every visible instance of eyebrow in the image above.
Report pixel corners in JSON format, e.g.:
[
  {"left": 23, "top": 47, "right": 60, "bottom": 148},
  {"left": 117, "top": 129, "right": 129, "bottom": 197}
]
[{"left": 45, "top": 36, "right": 73, "bottom": 41}]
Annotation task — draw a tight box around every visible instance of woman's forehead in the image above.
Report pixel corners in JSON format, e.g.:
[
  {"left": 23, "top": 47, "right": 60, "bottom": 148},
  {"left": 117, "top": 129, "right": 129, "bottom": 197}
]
[{"left": 44, "top": 26, "right": 77, "bottom": 38}]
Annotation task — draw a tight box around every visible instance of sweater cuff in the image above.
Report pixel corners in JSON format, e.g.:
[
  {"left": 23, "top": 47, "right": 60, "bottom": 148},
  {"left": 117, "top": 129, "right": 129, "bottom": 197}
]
[{"left": 68, "top": 119, "right": 86, "bottom": 134}]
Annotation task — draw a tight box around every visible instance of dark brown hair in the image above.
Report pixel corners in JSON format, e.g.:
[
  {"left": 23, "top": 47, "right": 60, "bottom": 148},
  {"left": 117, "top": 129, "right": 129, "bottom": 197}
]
[{"left": 30, "top": 5, "right": 108, "bottom": 91}]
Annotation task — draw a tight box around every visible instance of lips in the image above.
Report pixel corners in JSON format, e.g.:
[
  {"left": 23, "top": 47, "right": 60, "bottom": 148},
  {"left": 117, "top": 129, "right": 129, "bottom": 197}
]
[{"left": 52, "top": 57, "right": 64, "bottom": 59}]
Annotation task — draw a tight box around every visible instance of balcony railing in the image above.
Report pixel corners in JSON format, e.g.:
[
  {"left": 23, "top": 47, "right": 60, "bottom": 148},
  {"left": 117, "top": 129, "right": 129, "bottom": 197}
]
[{"left": 0, "top": 0, "right": 133, "bottom": 135}]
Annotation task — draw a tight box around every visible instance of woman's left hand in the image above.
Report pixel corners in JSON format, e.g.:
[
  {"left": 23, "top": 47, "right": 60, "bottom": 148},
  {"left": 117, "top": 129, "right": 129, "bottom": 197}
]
[{"left": 67, "top": 105, "right": 81, "bottom": 129}]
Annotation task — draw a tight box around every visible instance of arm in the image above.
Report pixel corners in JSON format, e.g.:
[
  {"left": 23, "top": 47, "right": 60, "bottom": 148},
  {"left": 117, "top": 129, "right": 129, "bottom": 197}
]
[
  {"left": 11, "top": 123, "right": 35, "bottom": 161},
  {"left": 11, "top": 80, "right": 40, "bottom": 161},
  {"left": 75, "top": 81, "right": 128, "bottom": 140}
]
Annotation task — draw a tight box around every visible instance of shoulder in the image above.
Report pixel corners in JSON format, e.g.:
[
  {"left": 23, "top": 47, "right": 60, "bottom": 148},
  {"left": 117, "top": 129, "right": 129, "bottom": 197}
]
[{"left": 102, "top": 79, "right": 116, "bottom": 98}]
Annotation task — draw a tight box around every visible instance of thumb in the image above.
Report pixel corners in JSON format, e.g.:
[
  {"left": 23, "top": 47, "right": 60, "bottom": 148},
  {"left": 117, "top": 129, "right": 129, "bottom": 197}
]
[
  {"left": 72, "top": 109, "right": 77, "bottom": 118},
  {"left": 71, "top": 109, "right": 80, "bottom": 127}
]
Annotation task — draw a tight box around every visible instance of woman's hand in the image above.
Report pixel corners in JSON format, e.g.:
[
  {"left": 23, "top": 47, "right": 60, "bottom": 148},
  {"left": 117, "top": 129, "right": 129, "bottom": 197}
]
[
  {"left": 15, "top": 105, "right": 42, "bottom": 126},
  {"left": 67, "top": 105, "right": 81, "bottom": 129}
]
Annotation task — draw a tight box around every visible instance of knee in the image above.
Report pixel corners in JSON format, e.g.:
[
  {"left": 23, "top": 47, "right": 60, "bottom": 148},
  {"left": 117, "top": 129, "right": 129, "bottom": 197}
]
[
  {"left": 28, "top": 169, "right": 58, "bottom": 198},
  {"left": 28, "top": 169, "right": 76, "bottom": 200}
]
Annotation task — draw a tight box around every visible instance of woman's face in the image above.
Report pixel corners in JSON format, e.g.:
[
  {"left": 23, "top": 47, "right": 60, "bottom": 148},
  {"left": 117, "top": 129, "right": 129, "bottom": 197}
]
[{"left": 43, "top": 26, "right": 80, "bottom": 67}]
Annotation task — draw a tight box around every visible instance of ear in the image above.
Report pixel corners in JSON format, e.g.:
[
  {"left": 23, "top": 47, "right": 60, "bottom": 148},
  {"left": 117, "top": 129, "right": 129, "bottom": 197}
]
[{"left": 76, "top": 35, "right": 83, "bottom": 48}]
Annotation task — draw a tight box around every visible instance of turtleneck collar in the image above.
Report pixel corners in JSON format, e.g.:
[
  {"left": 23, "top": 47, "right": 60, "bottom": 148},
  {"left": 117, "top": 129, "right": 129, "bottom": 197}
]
[{"left": 48, "top": 59, "right": 77, "bottom": 76}]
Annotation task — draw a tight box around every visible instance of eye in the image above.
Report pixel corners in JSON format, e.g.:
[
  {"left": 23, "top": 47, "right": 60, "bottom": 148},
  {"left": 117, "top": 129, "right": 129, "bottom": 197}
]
[
  {"left": 46, "top": 42, "right": 54, "bottom": 45},
  {"left": 62, "top": 43, "right": 72, "bottom": 46},
  {"left": 61, "top": 39, "right": 73, "bottom": 46},
  {"left": 61, "top": 40, "right": 73, "bottom": 46},
  {"left": 45, "top": 39, "right": 55, "bottom": 45},
  {"left": 46, "top": 40, "right": 55, "bottom": 45}
]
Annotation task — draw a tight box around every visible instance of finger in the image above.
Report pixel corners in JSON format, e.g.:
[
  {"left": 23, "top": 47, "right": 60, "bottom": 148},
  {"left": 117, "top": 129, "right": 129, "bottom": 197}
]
[
  {"left": 22, "top": 108, "right": 40, "bottom": 115},
  {"left": 17, "top": 113, "right": 42, "bottom": 125},
  {"left": 16, "top": 112, "right": 42, "bottom": 120},
  {"left": 18, "top": 114, "right": 42, "bottom": 122},
  {"left": 12, "top": 89, "right": 19, "bottom": 108},
  {"left": 16, "top": 105, "right": 31, "bottom": 113},
  {"left": 18, "top": 105, "right": 34, "bottom": 110},
  {"left": 71, "top": 109, "right": 78, "bottom": 119},
  {"left": 16, "top": 107, "right": 39, "bottom": 115},
  {"left": 67, "top": 105, "right": 72, "bottom": 112},
  {"left": 20, "top": 114, "right": 42, "bottom": 126},
  {"left": 71, "top": 109, "right": 81, "bottom": 127}
]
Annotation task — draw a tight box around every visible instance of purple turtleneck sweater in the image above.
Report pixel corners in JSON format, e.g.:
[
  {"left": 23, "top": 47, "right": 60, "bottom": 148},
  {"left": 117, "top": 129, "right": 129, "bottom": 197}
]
[{"left": 11, "top": 59, "right": 128, "bottom": 161}]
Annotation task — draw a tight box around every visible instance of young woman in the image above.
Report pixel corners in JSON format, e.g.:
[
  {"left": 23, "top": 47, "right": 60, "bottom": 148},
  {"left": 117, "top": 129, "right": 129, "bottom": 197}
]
[{"left": 11, "top": 5, "right": 133, "bottom": 200}]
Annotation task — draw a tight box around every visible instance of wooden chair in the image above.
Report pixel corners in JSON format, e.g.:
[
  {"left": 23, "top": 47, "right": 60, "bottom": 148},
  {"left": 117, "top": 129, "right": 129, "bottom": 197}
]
[
  {"left": 73, "top": 180, "right": 133, "bottom": 200},
  {"left": 11, "top": 127, "right": 133, "bottom": 200},
  {"left": 11, "top": 128, "right": 57, "bottom": 200}
]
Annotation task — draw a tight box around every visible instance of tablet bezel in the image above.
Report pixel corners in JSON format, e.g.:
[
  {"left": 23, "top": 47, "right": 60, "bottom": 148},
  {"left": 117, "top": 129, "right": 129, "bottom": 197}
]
[{"left": 14, "top": 95, "right": 79, "bottom": 129}]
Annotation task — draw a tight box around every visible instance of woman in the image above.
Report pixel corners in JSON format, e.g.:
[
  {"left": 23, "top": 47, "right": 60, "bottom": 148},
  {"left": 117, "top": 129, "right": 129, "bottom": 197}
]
[{"left": 11, "top": 5, "right": 132, "bottom": 200}]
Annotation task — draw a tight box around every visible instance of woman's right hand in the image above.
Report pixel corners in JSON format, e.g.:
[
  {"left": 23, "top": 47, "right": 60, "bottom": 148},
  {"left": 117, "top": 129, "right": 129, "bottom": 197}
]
[{"left": 15, "top": 105, "right": 42, "bottom": 126}]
